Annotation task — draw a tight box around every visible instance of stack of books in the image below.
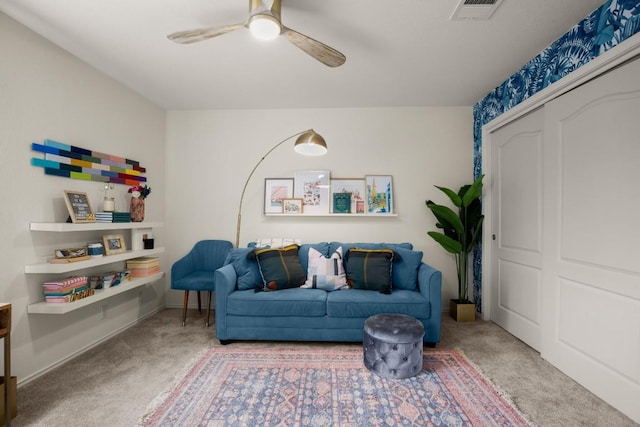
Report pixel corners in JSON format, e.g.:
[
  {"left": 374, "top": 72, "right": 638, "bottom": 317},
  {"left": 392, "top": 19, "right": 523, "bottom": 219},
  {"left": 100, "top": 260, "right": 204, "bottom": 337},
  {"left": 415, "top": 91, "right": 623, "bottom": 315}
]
[
  {"left": 43, "top": 276, "right": 95, "bottom": 303},
  {"left": 126, "top": 257, "right": 160, "bottom": 277},
  {"left": 113, "top": 211, "right": 131, "bottom": 222},
  {"left": 95, "top": 211, "right": 115, "bottom": 223},
  {"left": 94, "top": 211, "right": 131, "bottom": 223}
]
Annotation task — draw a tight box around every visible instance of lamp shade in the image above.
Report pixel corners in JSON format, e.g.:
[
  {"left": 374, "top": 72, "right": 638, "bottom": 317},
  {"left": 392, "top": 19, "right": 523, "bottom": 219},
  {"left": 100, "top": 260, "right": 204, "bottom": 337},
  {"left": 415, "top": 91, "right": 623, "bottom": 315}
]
[
  {"left": 249, "top": 15, "right": 281, "bottom": 40},
  {"left": 294, "top": 130, "right": 328, "bottom": 156}
]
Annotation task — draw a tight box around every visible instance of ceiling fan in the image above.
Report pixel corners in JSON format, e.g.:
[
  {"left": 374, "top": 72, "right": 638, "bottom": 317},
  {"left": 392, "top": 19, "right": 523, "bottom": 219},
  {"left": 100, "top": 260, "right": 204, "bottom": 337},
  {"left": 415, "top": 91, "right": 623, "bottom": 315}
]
[{"left": 167, "top": 0, "right": 346, "bottom": 68}]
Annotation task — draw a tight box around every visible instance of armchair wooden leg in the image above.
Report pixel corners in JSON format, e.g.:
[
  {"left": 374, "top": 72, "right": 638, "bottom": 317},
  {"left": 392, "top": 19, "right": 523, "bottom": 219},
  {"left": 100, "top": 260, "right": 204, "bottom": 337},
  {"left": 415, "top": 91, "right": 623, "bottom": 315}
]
[
  {"left": 197, "top": 291, "right": 202, "bottom": 314},
  {"left": 182, "top": 291, "right": 189, "bottom": 326},
  {"left": 205, "top": 291, "right": 212, "bottom": 327}
]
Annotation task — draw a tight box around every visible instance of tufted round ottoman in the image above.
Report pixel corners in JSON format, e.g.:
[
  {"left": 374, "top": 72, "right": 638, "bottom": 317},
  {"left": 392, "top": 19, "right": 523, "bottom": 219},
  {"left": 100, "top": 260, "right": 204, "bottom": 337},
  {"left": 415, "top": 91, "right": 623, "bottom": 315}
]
[{"left": 363, "top": 314, "right": 425, "bottom": 379}]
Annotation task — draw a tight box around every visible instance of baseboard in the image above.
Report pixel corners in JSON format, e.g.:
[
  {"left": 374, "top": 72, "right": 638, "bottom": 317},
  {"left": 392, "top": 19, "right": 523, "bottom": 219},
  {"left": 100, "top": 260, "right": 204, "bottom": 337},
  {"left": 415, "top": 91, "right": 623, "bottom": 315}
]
[{"left": 17, "top": 306, "right": 165, "bottom": 387}]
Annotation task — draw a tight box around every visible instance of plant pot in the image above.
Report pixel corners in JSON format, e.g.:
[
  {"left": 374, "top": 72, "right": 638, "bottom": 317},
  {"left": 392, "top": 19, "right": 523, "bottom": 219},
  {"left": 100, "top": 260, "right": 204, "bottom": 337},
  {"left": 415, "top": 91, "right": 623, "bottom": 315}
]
[{"left": 450, "top": 299, "right": 476, "bottom": 322}]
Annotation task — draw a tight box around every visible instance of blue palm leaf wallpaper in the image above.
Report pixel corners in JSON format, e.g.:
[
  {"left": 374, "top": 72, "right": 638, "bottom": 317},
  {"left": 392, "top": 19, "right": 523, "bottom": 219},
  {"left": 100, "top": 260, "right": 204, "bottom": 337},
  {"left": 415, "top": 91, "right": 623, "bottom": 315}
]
[{"left": 472, "top": 0, "right": 640, "bottom": 311}]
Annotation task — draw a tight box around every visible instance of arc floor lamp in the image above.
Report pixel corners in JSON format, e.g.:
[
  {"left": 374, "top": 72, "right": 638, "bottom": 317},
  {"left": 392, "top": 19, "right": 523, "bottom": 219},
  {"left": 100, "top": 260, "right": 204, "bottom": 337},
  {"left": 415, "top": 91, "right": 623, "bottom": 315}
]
[{"left": 235, "top": 129, "right": 328, "bottom": 247}]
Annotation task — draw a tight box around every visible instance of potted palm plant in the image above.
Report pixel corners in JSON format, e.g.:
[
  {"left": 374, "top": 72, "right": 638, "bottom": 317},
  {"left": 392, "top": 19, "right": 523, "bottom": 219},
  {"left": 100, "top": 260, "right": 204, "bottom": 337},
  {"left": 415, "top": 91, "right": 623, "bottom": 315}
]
[{"left": 425, "top": 175, "right": 484, "bottom": 322}]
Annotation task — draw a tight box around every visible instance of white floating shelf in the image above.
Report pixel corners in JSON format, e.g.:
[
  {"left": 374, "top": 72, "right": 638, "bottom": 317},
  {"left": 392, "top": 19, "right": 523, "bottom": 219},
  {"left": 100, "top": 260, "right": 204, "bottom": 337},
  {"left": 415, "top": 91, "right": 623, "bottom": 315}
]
[
  {"left": 25, "top": 247, "right": 165, "bottom": 274},
  {"left": 30, "top": 221, "right": 163, "bottom": 232},
  {"left": 27, "top": 272, "right": 165, "bottom": 314},
  {"left": 264, "top": 214, "right": 398, "bottom": 217}
]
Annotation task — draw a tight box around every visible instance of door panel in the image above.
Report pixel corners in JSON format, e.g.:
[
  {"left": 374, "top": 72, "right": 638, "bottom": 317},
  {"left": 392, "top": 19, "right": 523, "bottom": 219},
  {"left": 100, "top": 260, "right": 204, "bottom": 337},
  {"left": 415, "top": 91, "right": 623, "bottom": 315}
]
[
  {"left": 542, "top": 56, "right": 640, "bottom": 422},
  {"left": 558, "top": 91, "right": 640, "bottom": 273},
  {"left": 490, "top": 107, "right": 544, "bottom": 351}
]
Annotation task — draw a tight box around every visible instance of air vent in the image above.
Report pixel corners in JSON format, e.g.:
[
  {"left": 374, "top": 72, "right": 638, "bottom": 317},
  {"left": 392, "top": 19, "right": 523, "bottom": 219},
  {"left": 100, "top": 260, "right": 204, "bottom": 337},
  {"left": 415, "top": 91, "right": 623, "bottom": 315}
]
[{"left": 450, "top": 0, "right": 504, "bottom": 20}]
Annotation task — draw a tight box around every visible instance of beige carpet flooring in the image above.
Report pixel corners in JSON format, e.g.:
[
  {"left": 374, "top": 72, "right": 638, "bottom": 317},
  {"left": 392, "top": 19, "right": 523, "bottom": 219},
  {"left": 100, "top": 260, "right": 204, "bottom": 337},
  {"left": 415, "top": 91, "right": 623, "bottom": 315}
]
[{"left": 11, "top": 308, "right": 637, "bottom": 426}]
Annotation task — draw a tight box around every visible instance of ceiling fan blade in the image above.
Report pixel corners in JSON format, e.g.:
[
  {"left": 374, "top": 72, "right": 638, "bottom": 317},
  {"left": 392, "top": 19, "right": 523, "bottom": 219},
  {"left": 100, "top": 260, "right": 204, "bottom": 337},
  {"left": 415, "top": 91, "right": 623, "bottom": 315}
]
[
  {"left": 167, "top": 23, "right": 246, "bottom": 44},
  {"left": 281, "top": 26, "right": 346, "bottom": 67}
]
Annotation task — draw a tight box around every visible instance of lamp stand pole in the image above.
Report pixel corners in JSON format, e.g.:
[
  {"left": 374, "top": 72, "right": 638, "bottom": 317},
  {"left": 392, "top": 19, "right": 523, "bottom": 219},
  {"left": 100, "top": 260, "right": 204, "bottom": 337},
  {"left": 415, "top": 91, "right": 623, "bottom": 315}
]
[{"left": 235, "top": 129, "right": 313, "bottom": 248}]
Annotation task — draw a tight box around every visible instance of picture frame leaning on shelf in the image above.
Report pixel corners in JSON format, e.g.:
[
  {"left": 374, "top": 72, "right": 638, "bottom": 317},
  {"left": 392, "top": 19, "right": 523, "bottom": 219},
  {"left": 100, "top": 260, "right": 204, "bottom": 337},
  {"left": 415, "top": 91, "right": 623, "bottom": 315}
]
[
  {"left": 103, "top": 234, "right": 127, "bottom": 255},
  {"left": 63, "top": 190, "right": 95, "bottom": 223}
]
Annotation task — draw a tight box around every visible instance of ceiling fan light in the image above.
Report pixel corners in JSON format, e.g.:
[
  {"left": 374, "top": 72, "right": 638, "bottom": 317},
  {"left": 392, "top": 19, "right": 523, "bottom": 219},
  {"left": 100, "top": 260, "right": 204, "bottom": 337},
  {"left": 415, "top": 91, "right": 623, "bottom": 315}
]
[
  {"left": 294, "top": 130, "right": 328, "bottom": 156},
  {"left": 249, "top": 15, "right": 281, "bottom": 40}
]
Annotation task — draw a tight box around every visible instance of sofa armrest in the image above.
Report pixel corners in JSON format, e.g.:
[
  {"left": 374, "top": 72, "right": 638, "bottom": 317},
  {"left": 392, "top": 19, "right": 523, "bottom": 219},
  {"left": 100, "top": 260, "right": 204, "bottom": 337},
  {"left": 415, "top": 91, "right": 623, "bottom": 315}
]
[
  {"left": 417, "top": 262, "right": 442, "bottom": 344},
  {"left": 214, "top": 264, "right": 237, "bottom": 340}
]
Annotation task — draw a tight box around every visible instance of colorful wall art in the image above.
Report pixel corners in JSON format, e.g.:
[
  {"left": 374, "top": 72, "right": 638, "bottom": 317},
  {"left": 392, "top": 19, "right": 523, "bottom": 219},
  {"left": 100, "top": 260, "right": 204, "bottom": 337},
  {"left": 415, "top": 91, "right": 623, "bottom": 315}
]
[
  {"left": 31, "top": 139, "right": 146, "bottom": 185},
  {"left": 471, "top": 0, "right": 640, "bottom": 312}
]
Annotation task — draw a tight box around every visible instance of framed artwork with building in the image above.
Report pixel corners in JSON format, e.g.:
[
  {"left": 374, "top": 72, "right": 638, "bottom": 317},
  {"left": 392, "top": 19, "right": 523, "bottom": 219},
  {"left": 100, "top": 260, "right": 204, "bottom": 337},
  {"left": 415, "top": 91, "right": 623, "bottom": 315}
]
[{"left": 365, "top": 175, "right": 393, "bottom": 214}]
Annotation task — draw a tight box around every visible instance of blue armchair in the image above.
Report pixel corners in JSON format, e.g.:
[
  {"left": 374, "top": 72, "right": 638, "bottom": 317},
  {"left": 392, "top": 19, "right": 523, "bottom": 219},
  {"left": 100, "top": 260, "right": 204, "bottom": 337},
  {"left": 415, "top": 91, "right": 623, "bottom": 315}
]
[{"left": 171, "top": 239, "right": 233, "bottom": 326}]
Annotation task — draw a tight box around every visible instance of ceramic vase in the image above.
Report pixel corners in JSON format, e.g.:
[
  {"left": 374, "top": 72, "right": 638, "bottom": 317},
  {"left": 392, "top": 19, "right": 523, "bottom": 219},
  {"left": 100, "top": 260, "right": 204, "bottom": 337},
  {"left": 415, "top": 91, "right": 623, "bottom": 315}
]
[{"left": 130, "top": 197, "right": 145, "bottom": 222}]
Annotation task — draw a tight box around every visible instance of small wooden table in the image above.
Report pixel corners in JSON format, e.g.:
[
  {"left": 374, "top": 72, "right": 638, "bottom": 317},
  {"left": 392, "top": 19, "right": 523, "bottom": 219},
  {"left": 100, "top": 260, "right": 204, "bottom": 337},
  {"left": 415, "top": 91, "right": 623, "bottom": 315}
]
[{"left": 0, "top": 304, "right": 11, "bottom": 427}]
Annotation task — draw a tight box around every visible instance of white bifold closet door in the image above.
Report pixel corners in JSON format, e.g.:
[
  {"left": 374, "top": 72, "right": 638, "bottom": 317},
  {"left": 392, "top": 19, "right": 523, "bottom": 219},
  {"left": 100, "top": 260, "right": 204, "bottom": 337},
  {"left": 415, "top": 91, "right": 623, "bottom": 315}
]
[
  {"left": 541, "top": 56, "right": 640, "bottom": 422},
  {"left": 488, "top": 55, "right": 640, "bottom": 422}
]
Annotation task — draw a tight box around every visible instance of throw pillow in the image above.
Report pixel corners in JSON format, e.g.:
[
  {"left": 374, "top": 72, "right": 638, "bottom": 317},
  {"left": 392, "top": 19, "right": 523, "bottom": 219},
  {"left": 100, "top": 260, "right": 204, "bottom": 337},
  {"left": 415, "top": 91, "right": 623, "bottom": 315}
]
[
  {"left": 345, "top": 248, "right": 394, "bottom": 294},
  {"left": 301, "top": 246, "right": 347, "bottom": 291},
  {"left": 254, "top": 244, "right": 306, "bottom": 291},
  {"left": 223, "top": 248, "right": 261, "bottom": 291},
  {"left": 391, "top": 247, "right": 423, "bottom": 291}
]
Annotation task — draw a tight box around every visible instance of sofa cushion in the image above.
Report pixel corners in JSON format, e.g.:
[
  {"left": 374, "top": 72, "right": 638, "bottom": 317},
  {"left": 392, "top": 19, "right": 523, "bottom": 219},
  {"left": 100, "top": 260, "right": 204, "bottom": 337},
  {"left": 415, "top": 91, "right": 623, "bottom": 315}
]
[
  {"left": 227, "top": 288, "right": 327, "bottom": 317},
  {"left": 345, "top": 248, "right": 394, "bottom": 294},
  {"left": 301, "top": 246, "right": 347, "bottom": 291},
  {"left": 391, "top": 247, "right": 423, "bottom": 291},
  {"left": 254, "top": 244, "right": 306, "bottom": 291},
  {"left": 253, "top": 237, "right": 302, "bottom": 248},
  {"left": 327, "top": 289, "right": 430, "bottom": 319},
  {"left": 224, "top": 248, "right": 261, "bottom": 291},
  {"left": 298, "top": 242, "right": 330, "bottom": 272},
  {"left": 329, "top": 242, "right": 413, "bottom": 254}
]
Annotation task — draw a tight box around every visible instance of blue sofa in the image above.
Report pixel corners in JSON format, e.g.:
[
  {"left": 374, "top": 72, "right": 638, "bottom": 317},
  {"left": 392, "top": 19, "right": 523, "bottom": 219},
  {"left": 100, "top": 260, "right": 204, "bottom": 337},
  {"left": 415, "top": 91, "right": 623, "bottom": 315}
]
[{"left": 214, "top": 242, "right": 442, "bottom": 346}]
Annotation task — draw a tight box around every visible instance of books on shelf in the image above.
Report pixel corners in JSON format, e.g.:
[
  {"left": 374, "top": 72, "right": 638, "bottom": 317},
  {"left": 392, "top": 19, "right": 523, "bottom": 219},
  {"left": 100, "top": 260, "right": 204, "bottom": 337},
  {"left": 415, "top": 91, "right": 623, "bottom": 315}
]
[
  {"left": 126, "top": 257, "right": 160, "bottom": 277},
  {"left": 95, "top": 212, "right": 113, "bottom": 223},
  {"left": 43, "top": 276, "right": 95, "bottom": 303},
  {"left": 95, "top": 211, "right": 131, "bottom": 223},
  {"left": 45, "top": 288, "right": 95, "bottom": 303},
  {"left": 113, "top": 212, "right": 131, "bottom": 222},
  {"left": 43, "top": 276, "right": 87, "bottom": 289}
]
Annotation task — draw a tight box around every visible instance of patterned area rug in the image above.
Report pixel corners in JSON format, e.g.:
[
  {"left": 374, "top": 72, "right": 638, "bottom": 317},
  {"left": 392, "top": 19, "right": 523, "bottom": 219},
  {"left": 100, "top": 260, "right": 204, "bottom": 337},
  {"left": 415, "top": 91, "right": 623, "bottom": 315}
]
[{"left": 138, "top": 346, "right": 531, "bottom": 426}]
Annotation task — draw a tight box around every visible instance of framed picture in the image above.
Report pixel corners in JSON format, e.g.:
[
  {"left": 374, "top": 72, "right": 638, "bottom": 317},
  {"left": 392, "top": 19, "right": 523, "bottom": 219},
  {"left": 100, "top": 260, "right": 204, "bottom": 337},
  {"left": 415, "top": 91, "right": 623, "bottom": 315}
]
[
  {"left": 63, "top": 190, "right": 95, "bottom": 223},
  {"left": 365, "top": 175, "right": 394, "bottom": 214},
  {"left": 330, "top": 178, "right": 366, "bottom": 214},
  {"left": 282, "top": 198, "right": 304, "bottom": 214},
  {"left": 103, "top": 234, "right": 127, "bottom": 255},
  {"left": 264, "top": 178, "right": 294, "bottom": 214},
  {"left": 294, "top": 170, "right": 330, "bottom": 214}
]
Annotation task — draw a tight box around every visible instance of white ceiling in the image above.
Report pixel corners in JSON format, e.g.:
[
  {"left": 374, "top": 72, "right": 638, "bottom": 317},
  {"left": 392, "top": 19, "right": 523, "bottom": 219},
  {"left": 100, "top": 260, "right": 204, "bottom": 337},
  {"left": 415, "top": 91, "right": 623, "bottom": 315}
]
[{"left": 0, "top": 0, "right": 604, "bottom": 110}]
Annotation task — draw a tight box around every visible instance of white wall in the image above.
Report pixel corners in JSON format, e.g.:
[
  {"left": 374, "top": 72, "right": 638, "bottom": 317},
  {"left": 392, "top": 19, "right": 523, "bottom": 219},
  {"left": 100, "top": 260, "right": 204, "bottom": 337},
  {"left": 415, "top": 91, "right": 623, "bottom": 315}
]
[
  {"left": 1, "top": 10, "right": 474, "bottom": 384},
  {"left": 165, "top": 107, "right": 473, "bottom": 308},
  {"left": 0, "top": 13, "right": 166, "bottom": 382}
]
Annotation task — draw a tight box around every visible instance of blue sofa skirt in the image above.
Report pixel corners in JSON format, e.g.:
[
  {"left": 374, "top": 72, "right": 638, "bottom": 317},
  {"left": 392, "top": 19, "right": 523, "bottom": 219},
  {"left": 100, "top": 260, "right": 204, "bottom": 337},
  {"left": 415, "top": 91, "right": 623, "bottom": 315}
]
[{"left": 222, "top": 315, "right": 432, "bottom": 343}]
